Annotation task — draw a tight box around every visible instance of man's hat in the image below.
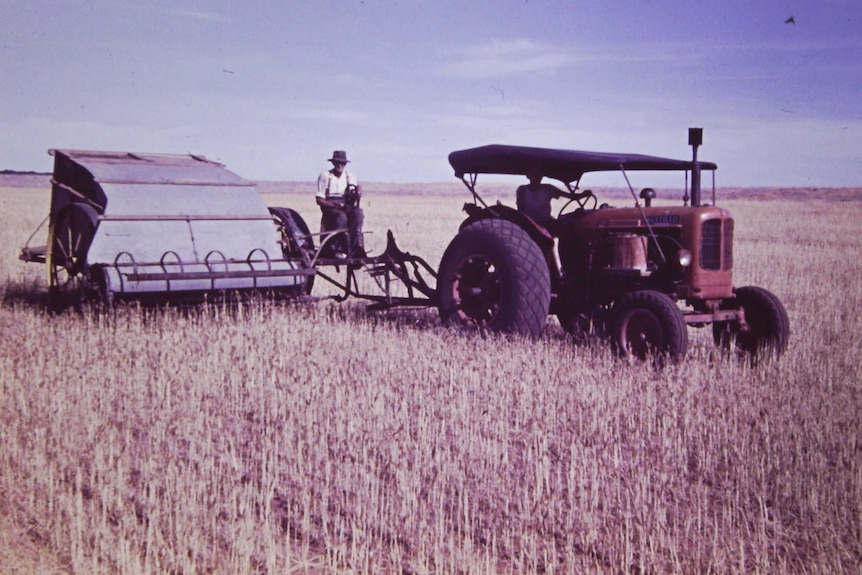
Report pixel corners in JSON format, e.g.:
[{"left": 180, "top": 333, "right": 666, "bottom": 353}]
[{"left": 329, "top": 150, "right": 350, "bottom": 164}]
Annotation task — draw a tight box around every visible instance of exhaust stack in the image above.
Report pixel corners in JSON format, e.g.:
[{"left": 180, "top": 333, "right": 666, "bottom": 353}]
[{"left": 689, "top": 127, "right": 703, "bottom": 206}]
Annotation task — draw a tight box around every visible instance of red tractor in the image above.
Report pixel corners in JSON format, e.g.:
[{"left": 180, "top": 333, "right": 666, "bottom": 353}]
[{"left": 438, "top": 129, "right": 789, "bottom": 362}]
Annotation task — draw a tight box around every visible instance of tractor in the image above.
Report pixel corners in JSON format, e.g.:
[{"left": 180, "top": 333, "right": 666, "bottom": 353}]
[{"left": 438, "top": 128, "right": 790, "bottom": 361}]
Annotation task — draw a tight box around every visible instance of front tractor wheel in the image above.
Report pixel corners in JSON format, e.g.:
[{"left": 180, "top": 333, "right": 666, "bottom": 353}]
[
  {"left": 713, "top": 285, "right": 790, "bottom": 361},
  {"left": 612, "top": 290, "right": 688, "bottom": 362},
  {"left": 437, "top": 219, "right": 551, "bottom": 337}
]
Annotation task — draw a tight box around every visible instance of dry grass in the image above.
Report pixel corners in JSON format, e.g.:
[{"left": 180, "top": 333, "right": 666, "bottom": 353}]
[{"left": 1, "top": 184, "right": 861, "bottom": 574}]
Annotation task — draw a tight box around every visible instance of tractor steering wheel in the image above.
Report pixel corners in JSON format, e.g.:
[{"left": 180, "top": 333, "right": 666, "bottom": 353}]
[
  {"left": 344, "top": 184, "right": 361, "bottom": 209},
  {"left": 558, "top": 189, "right": 597, "bottom": 218}
]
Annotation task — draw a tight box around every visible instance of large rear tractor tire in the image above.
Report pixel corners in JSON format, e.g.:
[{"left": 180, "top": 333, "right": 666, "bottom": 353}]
[
  {"left": 713, "top": 285, "right": 789, "bottom": 361},
  {"left": 612, "top": 290, "right": 688, "bottom": 362},
  {"left": 437, "top": 219, "right": 551, "bottom": 337}
]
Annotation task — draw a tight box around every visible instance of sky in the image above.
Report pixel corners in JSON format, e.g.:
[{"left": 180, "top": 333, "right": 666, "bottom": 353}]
[{"left": 1, "top": 0, "right": 860, "bottom": 186}]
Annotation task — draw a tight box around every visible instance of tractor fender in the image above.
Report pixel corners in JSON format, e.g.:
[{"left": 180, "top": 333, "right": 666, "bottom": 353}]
[{"left": 458, "top": 202, "right": 555, "bottom": 254}]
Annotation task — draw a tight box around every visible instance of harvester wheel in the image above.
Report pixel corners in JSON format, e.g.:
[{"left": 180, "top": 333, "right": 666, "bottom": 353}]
[
  {"left": 438, "top": 219, "right": 550, "bottom": 337},
  {"left": 269, "top": 207, "right": 314, "bottom": 254},
  {"left": 612, "top": 290, "right": 688, "bottom": 362},
  {"left": 91, "top": 265, "right": 114, "bottom": 308},
  {"left": 48, "top": 203, "right": 99, "bottom": 310},
  {"left": 269, "top": 207, "right": 315, "bottom": 295},
  {"left": 713, "top": 285, "right": 789, "bottom": 361}
]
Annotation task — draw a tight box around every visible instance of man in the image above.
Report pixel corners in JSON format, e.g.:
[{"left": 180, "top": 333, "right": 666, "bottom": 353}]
[
  {"left": 516, "top": 171, "right": 564, "bottom": 234},
  {"left": 316, "top": 150, "right": 365, "bottom": 258}
]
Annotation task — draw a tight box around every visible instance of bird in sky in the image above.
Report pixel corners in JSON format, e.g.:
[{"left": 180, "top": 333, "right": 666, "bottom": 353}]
[{"left": 785, "top": 16, "right": 796, "bottom": 24}]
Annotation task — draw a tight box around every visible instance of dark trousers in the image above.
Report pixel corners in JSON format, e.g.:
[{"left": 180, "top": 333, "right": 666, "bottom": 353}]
[{"left": 321, "top": 206, "right": 364, "bottom": 255}]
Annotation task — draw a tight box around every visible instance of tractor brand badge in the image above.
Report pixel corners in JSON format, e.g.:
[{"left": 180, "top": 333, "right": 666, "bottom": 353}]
[{"left": 646, "top": 214, "right": 681, "bottom": 225}]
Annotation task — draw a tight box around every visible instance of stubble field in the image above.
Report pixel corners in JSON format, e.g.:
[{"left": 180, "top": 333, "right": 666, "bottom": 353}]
[{"left": 1, "top": 181, "right": 861, "bottom": 574}]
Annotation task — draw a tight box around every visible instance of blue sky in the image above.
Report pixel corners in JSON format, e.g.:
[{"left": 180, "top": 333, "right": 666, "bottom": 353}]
[{"left": 2, "top": 0, "right": 860, "bottom": 186}]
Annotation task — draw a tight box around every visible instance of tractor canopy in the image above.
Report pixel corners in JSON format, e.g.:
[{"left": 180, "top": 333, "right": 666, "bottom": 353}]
[{"left": 448, "top": 144, "right": 717, "bottom": 185}]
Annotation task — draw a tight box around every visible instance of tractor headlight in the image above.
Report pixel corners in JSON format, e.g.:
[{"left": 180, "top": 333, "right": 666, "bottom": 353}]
[{"left": 676, "top": 249, "right": 692, "bottom": 268}]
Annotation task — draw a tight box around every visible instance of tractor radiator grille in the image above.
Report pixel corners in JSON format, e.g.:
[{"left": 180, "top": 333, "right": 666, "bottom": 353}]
[
  {"left": 723, "top": 218, "right": 734, "bottom": 270},
  {"left": 700, "top": 219, "right": 722, "bottom": 270}
]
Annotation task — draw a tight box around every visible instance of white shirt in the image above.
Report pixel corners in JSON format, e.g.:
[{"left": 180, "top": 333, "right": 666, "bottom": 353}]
[{"left": 316, "top": 170, "right": 358, "bottom": 200}]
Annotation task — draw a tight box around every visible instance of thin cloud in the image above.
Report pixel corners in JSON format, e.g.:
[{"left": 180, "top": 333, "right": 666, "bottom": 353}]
[
  {"left": 279, "top": 105, "right": 369, "bottom": 125},
  {"left": 442, "top": 38, "right": 698, "bottom": 79},
  {"left": 100, "top": 0, "right": 228, "bottom": 23},
  {"left": 444, "top": 38, "right": 576, "bottom": 78},
  {"left": 710, "top": 37, "right": 862, "bottom": 53},
  {"left": 168, "top": 7, "right": 229, "bottom": 23}
]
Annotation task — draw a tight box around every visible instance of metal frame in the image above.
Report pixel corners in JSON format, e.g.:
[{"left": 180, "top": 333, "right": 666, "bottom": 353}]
[{"left": 311, "top": 231, "right": 438, "bottom": 310}]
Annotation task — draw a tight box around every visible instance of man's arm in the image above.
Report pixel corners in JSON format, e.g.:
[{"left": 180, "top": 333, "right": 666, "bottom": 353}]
[
  {"left": 541, "top": 183, "right": 565, "bottom": 199},
  {"left": 346, "top": 171, "right": 362, "bottom": 194}
]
